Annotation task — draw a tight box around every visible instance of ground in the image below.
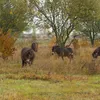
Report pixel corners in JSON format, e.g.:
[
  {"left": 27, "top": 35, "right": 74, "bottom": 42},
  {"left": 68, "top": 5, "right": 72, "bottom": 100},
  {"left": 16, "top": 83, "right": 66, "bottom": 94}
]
[
  {"left": 0, "top": 75, "right": 100, "bottom": 100},
  {"left": 0, "top": 40, "right": 100, "bottom": 100}
]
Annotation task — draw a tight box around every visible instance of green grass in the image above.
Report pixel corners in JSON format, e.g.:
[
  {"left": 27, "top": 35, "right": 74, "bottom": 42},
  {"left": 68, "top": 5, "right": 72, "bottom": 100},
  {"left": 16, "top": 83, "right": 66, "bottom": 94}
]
[{"left": 0, "top": 75, "right": 100, "bottom": 100}]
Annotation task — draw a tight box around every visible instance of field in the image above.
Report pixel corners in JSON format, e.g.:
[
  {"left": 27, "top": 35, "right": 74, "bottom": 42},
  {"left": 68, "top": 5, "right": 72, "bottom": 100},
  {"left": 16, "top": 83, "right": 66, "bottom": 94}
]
[{"left": 0, "top": 40, "right": 100, "bottom": 100}]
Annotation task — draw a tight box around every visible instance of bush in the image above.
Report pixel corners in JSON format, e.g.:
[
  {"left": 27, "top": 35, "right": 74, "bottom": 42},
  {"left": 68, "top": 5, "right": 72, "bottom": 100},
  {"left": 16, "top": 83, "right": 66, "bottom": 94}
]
[{"left": 0, "top": 29, "right": 18, "bottom": 60}]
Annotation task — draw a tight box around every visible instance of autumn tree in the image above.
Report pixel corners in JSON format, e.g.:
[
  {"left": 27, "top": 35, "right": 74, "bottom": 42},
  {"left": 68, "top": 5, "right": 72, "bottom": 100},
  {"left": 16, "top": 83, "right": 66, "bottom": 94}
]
[
  {"left": 0, "top": 0, "right": 30, "bottom": 59},
  {"left": 0, "top": 29, "right": 18, "bottom": 60}
]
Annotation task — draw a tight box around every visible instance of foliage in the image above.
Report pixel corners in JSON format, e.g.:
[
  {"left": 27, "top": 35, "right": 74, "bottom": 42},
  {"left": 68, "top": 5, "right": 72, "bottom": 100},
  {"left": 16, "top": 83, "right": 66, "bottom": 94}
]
[
  {"left": 0, "top": 0, "right": 28, "bottom": 33},
  {"left": 68, "top": 0, "right": 100, "bottom": 46},
  {"left": 0, "top": 29, "right": 17, "bottom": 59},
  {"left": 68, "top": 0, "right": 100, "bottom": 21}
]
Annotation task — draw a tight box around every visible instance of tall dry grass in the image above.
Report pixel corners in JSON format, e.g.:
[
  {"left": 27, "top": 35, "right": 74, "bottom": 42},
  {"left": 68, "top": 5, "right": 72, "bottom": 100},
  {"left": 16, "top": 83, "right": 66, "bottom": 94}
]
[{"left": 0, "top": 40, "right": 100, "bottom": 81}]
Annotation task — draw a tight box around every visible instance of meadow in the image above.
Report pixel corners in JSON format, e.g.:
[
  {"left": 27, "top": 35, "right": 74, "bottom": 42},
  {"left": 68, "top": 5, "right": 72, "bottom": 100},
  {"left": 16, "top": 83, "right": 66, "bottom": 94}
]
[{"left": 0, "top": 40, "right": 100, "bottom": 100}]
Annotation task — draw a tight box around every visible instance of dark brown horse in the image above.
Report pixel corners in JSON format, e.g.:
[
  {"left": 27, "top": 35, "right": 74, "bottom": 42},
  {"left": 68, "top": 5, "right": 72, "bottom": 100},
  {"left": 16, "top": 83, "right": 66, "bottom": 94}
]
[
  {"left": 92, "top": 47, "right": 100, "bottom": 58},
  {"left": 52, "top": 45, "right": 73, "bottom": 61},
  {"left": 21, "top": 47, "right": 35, "bottom": 67},
  {"left": 31, "top": 42, "right": 38, "bottom": 52}
]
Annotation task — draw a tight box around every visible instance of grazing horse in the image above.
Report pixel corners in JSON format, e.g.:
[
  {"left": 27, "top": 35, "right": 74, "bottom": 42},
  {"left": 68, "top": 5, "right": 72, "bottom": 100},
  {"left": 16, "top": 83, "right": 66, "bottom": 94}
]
[
  {"left": 52, "top": 45, "right": 73, "bottom": 61},
  {"left": 52, "top": 45, "right": 60, "bottom": 55},
  {"left": 31, "top": 42, "right": 38, "bottom": 52},
  {"left": 21, "top": 47, "right": 35, "bottom": 67},
  {"left": 92, "top": 47, "right": 100, "bottom": 58}
]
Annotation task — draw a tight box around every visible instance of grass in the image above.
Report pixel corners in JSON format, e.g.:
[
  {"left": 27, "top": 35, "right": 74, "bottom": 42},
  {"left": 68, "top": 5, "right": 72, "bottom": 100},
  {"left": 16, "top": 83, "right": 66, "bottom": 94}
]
[
  {"left": 0, "top": 75, "right": 100, "bottom": 100},
  {"left": 0, "top": 40, "right": 100, "bottom": 100}
]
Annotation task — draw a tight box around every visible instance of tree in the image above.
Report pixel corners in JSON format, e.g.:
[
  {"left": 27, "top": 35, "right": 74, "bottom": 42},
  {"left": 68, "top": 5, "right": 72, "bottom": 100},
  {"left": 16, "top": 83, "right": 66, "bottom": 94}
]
[
  {"left": 68, "top": 0, "right": 100, "bottom": 46},
  {"left": 81, "top": 21, "right": 100, "bottom": 46},
  {"left": 0, "top": 29, "right": 17, "bottom": 60},
  {"left": 0, "top": 0, "right": 28, "bottom": 34},
  {"left": 28, "top": 0, "right": 77, "bottom": 47},
  {"left": 0, "top": 0, "right": 31, "bottom": 59}
]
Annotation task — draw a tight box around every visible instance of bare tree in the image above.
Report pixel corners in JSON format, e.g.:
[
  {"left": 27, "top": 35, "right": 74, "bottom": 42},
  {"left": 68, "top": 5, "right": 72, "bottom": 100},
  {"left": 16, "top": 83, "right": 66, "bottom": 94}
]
[{"left": 28, "top": 0, "right": 77, "bottom": 47}]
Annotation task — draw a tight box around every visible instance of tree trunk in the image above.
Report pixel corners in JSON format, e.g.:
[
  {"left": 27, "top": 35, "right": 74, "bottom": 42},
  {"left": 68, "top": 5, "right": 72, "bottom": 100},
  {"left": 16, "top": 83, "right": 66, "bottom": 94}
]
[{"left": 90, "top": 37, "right": 95, "bottom": 47}]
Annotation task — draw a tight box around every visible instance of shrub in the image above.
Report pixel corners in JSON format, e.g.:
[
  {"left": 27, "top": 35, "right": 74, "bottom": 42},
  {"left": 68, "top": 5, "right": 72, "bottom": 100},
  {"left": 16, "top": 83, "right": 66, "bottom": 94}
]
[{"left": 0, "top": 29, "right": 18, "bottom": 60}]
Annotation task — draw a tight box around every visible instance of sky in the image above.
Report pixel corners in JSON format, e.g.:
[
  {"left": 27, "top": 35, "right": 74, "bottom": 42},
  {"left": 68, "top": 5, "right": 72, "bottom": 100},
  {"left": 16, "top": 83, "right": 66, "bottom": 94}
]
[{"left": 23, "top": 28, "right": 33, "bottom": 34}]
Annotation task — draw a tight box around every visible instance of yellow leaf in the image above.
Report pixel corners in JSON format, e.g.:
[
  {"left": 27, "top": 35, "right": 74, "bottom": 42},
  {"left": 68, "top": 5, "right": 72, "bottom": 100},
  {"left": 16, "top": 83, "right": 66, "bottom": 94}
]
[{"left": 10, "top": 11, "right": 13, "bottom": 15}]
